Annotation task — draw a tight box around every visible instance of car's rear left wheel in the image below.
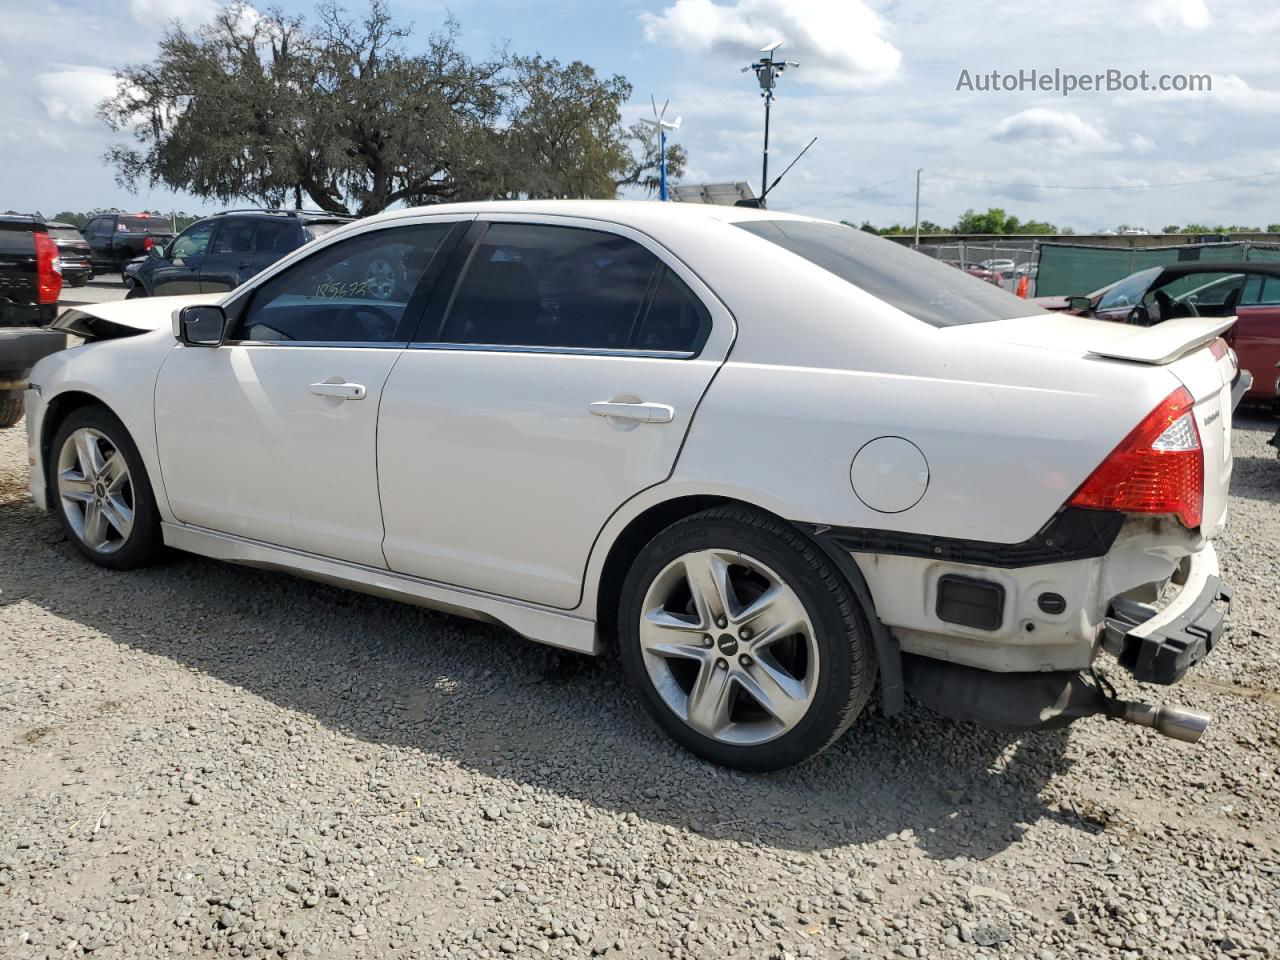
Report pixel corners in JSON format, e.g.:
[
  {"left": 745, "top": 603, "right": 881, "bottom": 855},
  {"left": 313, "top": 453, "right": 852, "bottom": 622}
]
[
  {"left": 619, "top": 506, "right": 876, "bottom": 771},
  {"left": 51, "top": 407, "right": 162, "bottom": 569}
]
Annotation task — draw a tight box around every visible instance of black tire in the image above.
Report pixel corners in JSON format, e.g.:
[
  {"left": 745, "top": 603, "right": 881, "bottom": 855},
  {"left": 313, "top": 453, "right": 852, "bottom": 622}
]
[
  {"left": 125, "top": 285, "right": 146, "bottom": 299},
  {"left": 0, "top": 396, "right": 22, "bottom": 429},
  {"left": 49, "top": 406, "right": 163, "bottom": 570},
  {"left": 618, "top": 505, "right": 876, "bottom": 771}
]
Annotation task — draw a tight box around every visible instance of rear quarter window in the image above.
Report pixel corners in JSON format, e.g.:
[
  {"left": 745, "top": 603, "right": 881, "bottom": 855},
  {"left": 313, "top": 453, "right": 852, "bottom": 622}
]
[{"left": 734, "top": 220, "right": 1046, "bottom": 327}]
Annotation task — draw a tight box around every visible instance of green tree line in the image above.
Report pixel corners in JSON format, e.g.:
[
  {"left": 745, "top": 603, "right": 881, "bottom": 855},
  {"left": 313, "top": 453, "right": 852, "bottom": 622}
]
[{"left": 99, "top": 1, "right": 684, "bottom": 217}]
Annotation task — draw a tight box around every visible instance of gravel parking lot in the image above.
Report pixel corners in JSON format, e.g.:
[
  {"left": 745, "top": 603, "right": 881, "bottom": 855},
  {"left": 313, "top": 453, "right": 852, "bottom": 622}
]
[{"left": 1, "top": 394, "right": 1278, "bottom": 958}]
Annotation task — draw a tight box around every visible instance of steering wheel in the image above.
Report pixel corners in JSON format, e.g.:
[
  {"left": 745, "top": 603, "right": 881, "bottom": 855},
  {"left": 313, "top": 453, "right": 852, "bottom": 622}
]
[{"left": 334, "top": 304, "right": 397, "bottom": 341}]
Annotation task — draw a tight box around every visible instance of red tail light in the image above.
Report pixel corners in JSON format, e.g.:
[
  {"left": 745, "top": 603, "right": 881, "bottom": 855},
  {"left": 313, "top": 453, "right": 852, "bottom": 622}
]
[
  {"left": 33, "top": 230, "right": 62, "bottom": 305},
  {"left": 143, "top": 235, "right": 154, "bottom": 252},
  {"left": 1069, "top": 386, "right": 1203, "bottom": 528}
]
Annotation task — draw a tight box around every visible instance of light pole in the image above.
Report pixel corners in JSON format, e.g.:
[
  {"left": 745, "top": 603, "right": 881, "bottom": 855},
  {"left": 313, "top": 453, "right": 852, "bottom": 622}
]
[{"left": 743, "top": 41, "right": 798, "bottom": 209}]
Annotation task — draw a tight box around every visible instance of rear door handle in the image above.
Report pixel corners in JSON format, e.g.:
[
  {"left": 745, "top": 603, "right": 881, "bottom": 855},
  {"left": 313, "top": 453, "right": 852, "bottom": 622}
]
[
  {"left": 309, "top": 381, "right": 367, "bottom": 400},
  {"left": 588, "top": 400, "right": 675, "bottom": 424}
]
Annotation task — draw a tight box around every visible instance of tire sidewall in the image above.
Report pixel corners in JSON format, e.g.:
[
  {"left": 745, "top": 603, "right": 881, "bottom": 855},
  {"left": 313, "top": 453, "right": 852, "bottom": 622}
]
[
  {"left": 618, "top": 513, "right": 867, "bottom": 771},
  {"left": 49, "top": 406, "right": 161, "bottom": 570}
]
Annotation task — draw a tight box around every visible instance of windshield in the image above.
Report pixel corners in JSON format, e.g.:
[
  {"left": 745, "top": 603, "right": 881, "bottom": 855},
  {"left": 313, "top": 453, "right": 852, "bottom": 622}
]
[
  {"left": 734, "top": 220, "right": 1045, "bottom": 327},
  {"left": 48, "top": 227, "right": 84, "bottom": 241},
  {"left": 1096, "top": 267, "right": 1162, "bottom": 312}
]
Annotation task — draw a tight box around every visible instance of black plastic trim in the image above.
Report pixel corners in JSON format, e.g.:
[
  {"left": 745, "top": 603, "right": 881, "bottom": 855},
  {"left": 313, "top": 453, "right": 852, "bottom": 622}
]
[
  {"left": 1106, "top": 577, "right": 1230, "bottom": 685},
  {"left": 936, "top": 575, "right": 1005, "bottom": 631},
  {"left": 812, "top": 507, "right": 1124, "bottom": 569}
]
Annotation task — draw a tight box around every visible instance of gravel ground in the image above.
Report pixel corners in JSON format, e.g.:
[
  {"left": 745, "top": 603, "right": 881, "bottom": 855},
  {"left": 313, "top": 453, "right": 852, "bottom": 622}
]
[{"left": 1, "top": 410, "right": 1277, "bottom": 960}]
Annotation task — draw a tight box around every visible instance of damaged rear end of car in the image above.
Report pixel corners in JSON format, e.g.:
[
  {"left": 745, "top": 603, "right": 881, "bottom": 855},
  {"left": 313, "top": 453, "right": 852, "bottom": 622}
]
[{"left": 904, "top": 312, "right": 1239, "bottom": 742}]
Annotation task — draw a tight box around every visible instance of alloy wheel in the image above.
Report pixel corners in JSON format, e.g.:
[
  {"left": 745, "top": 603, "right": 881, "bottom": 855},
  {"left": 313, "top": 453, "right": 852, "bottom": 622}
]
[
  {"left": 639, "top": 549, "right": 820, "bottom": 746},
  {"left": 366, "top": 257, "right": 398, "bottom": 300},
  {"left": 56, "top": 427, "right": 134, "bottom": 554}
]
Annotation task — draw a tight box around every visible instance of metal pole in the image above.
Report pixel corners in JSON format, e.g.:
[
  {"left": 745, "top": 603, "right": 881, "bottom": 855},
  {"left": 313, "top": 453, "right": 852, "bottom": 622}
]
[
  {"left": 659, "top": 129, "right": 668, "bottom": 202},
  {"left": 913, "top": 168, "right": 923, "bottom": 247},
  {"left": 761, "top": 92, "right": 772, "bottom": 209}
]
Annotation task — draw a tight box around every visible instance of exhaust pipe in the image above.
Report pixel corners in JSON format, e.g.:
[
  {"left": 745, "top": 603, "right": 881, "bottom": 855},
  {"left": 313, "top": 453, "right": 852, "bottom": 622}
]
[{"left": 1112, "top": 700, "right": 1211, "bottom": 743}]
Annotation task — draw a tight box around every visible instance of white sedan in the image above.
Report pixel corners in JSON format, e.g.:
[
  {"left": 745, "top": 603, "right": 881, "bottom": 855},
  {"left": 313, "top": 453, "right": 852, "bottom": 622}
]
[{"left": 25, "top": 201, "right": 1239, "bottom": 770}]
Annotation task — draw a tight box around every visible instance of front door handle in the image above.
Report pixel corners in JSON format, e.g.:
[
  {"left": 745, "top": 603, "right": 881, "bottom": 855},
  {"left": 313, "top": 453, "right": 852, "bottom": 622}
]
[
  {"left": 309, "top": 381, "right": 367, "bottom": 400},
  {"left": 588, "top": 400, "right": 675, "bottom": 424}
]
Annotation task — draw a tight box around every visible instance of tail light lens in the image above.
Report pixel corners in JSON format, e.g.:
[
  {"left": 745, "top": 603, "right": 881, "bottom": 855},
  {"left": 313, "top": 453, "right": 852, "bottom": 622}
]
[
  {"left": 1069, "top": 386, "right": 1203, "bottom": 528},
  {"left": 143, "top": 235, "right": 154, "bottom": 252},
  {"left": 33, "top": 231, "right": 62, "bottom": 305}
]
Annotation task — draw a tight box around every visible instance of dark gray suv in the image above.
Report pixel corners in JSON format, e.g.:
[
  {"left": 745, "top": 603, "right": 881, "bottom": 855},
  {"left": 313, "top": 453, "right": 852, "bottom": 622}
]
[{"left": 124, "top": 209, "right": 353, "bottom": 298}]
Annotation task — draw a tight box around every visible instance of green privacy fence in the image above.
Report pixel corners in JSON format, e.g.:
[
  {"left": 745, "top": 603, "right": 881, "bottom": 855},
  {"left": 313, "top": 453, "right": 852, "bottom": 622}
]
[{"left": 1036, "top": 241, "right": 1280, "bottom": 297}]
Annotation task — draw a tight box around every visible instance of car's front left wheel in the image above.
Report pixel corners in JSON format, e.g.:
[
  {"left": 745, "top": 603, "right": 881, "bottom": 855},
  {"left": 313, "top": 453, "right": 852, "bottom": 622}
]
[
  {"left": 618, "top": 506, "right": 876, "bottom": 771},
  {"left": 50, "top": 406, "right": 162, "bottom": 569}
]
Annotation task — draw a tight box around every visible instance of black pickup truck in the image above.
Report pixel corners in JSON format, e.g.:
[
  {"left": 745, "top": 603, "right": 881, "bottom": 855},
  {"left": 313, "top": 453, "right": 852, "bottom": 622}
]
[
  {"left": 0, "top": 216, "right": 67, "bottom": 428},
  {"left": 82, "top": 212, "right": 174, "bottom": 277}
]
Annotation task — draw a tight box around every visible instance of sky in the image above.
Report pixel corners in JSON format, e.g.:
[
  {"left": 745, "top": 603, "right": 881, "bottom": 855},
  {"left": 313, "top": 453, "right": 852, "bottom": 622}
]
[{"left": 2, "top": 0, "right": 1279, "bottom": 232}]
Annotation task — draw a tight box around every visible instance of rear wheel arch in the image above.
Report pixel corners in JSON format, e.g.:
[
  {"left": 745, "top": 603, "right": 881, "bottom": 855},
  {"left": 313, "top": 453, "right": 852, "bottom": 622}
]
[{"left": 594, "top": 494, "right": 903, "bottom": 715}]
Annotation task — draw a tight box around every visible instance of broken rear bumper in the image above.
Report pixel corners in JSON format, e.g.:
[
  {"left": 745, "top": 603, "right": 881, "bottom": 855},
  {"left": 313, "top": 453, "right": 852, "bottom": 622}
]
[{"left": 1102, "top": 543, "right": 1229, "bottom": 685}]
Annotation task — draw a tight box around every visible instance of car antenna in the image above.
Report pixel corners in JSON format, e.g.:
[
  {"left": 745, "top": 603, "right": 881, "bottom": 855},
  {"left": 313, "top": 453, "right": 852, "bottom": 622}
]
[{"left": 758, "top": 136, "right": 818, "bottom": 204}]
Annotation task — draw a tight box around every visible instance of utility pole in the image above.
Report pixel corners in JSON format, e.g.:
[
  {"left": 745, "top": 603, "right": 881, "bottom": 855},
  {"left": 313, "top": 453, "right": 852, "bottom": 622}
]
[
  {"left": 744, "top": 42, "right": 798, "bottom": 210},
  {"left": 913, "top": 168, "right": 923, "bottom": 247}
]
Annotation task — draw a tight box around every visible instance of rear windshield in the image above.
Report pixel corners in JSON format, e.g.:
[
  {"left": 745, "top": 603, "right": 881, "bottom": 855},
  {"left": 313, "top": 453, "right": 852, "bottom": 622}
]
[
  {"left": 735, "top": 220, "right": 1046, "bottom": 327},
  {"left": 48, "top": 227, "right": 84, "bottom": 241},
  {"left": 118, "top": 216, "right": 169, "bottom": 233}
]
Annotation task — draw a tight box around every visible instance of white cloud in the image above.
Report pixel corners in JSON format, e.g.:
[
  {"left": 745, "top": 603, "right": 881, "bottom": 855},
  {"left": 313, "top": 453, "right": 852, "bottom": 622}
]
[
  {"left": 127, "top": 0, "right": 221, "bottom": 27},
  {"left": 641, "top": 0, "right": 901, "bottom": 91},
  {"left": 1152, "top": 73, "right": 1280, "bottom": 112},
  {"left": 1142, "top": 0, "right": 1211, "bottom": 31},
  {"left": 35, "top": 66, "right": 119, "bottom": 127},
  {"left": 991, "top": 109, "right": 1117, "bottom": 153}
]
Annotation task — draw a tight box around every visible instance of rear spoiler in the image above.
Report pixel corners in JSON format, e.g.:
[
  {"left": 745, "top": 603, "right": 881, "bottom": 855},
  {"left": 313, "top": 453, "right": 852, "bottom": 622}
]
[{"left": 1088, "top": 316, "right": 1235, "bottom": 365}]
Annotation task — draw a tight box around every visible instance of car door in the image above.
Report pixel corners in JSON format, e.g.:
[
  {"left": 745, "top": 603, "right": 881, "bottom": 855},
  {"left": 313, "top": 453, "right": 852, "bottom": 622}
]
[
  {"left": 376, "top": 215, "right": 735, "bottom": 609},
  {"left": 153, "top": 217, "right": 467, "bottom": 566},
  {"left": 1234, "top": 274, "right": 1280, "bottom": 399},
  {"left": 196, "top": 216, "right": 257, "bottom": 293},
  {"left": 83, "top": 217, "right": 110, "bottom": 269},
  {"left": 151, "top": 219, "right": 217, "bottom": 295}
]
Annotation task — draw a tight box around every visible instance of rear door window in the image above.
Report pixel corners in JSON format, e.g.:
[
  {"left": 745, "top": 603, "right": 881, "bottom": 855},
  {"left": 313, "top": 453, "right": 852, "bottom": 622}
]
[
  {"left": 254, "top": 220, "right": 302, "bottom": 254},
  {"left": 436, "top": 222, "right": 710, "bottom": 353},
  {"left": 210, "top": 219, "right": 255, "bottom": 255},
  {"left": 735, "top": 219, "right": 1045, "bottom": 327}
]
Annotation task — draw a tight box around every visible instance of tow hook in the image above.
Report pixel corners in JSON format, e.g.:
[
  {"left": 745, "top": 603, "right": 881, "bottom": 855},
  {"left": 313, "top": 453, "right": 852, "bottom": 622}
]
[{"left": 1093, "top": 671, "right": 1211, "bottom": 743}]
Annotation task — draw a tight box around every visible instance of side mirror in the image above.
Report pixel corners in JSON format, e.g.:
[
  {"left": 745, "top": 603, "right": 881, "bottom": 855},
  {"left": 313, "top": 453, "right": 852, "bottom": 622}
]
[
  {"left": 151, "top": 245, "right": 165, "bottom": 259},
  {"left": 177, "top": 304, "right": 228, "bottom": 347},
  {"left": 1066, "top": 295, "right": 1093, "bottom": 314}
]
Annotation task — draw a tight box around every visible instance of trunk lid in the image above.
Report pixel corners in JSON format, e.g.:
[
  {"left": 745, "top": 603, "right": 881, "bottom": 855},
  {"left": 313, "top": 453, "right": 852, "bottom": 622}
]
[{"left": 953, "top": 311, "right": 1236, "bottom": 537}]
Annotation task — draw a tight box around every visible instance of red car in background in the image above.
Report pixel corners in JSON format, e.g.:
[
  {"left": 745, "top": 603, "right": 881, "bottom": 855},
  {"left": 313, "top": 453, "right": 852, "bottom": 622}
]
[{"left": 1034, "top": 262, "right": 1280, "bottom": 404}]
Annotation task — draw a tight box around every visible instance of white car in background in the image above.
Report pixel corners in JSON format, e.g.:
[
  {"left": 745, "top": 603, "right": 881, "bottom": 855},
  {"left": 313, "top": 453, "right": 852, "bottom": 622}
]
[{"left": 25, "top": 201, "right": 1240, "bottom": 770}]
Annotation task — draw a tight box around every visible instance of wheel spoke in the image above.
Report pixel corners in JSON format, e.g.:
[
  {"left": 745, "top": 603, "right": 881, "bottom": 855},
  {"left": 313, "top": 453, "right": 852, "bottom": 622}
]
[
  {"left": 682, "top": 551, "right": 735, "bottom": 628},
  {"left": 99, "top": 452, "right": 129, "bottom": 493},
  {"left": 82, "top": 500, "right": 109, "bottom": 550},
  {"left": 737, "top": 654, "right": 810, "bottom": 729},
  {"left": 100, "top": 495, "right": 134, "bottom": 540},
  {"left": 740, "top": 584, "right": 808, "bottom": 651},
  {"left": 685, "top": 661, "right": 734, "bottom": 738},
  {"left": 58, "top": 474, "right": 94, "bottom": 502},
  {"left": 74, "top": 431, "right": 104, "bottom": 478},
  {"left": 640, "top": 609, "right": 712, "bottom": 661}
]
